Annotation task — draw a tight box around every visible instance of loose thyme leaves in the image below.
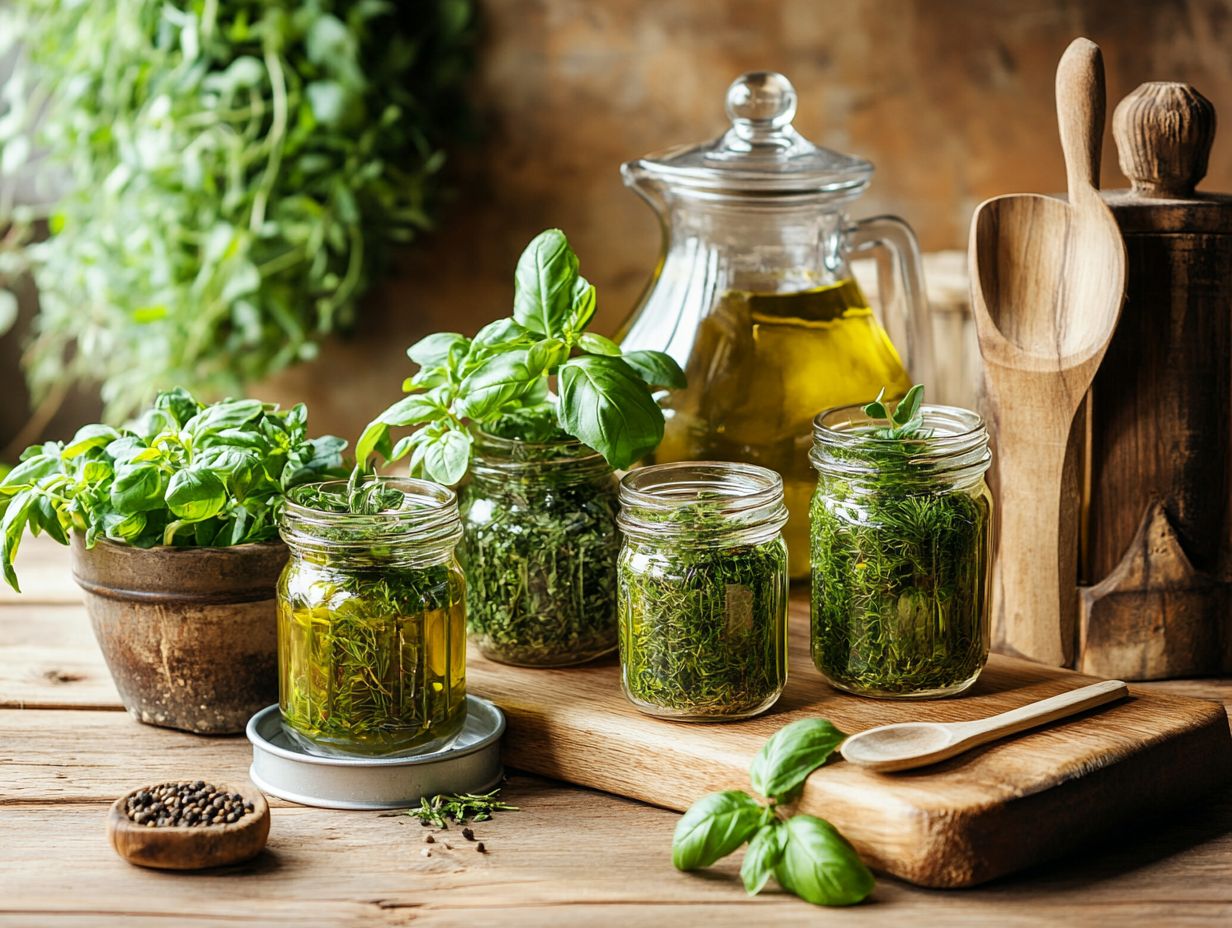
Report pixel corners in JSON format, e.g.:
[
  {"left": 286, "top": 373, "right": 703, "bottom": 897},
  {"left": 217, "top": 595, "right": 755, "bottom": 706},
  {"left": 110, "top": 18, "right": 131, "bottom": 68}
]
[{"left": 406, "top": 790, "right": 520, "bottom": 828}]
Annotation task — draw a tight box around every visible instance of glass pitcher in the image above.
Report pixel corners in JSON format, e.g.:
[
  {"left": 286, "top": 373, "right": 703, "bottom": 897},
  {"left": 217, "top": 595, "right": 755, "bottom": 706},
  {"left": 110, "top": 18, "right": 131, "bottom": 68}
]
[{"left": 617, "top": 71, "right": 934, "bottom": 578}]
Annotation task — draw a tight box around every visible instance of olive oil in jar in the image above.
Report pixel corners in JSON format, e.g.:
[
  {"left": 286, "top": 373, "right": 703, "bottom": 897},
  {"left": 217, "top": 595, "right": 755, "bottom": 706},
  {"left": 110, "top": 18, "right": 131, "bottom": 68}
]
[{"left": 653, "top": 278, "right": 913, "bottom": 577}]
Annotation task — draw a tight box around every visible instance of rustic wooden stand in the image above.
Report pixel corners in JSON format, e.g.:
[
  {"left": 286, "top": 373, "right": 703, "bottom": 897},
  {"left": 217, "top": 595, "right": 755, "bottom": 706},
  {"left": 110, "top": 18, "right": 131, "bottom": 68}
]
[{"left": 1079, "top": 82, "right": 1232, "bottom": 679}]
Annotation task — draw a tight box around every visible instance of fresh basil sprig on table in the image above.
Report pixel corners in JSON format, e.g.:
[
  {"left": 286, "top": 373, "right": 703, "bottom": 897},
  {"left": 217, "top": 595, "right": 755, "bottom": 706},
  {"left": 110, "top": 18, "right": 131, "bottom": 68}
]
[
  {"left": 0, "top": 388, "right": 345, "bottom": 591},
  {"left": 356, "top": 229, "right": 685, "bottom": 485},
  {"left": 673, "top": 718, "right": 873, "bottom": 907}
]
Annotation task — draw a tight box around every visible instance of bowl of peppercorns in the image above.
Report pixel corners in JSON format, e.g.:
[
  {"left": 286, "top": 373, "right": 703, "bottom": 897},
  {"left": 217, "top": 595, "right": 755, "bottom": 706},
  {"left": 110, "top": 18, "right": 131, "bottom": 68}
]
[{"left": 107, "top": 780, "right": 270, "bottom": 870}]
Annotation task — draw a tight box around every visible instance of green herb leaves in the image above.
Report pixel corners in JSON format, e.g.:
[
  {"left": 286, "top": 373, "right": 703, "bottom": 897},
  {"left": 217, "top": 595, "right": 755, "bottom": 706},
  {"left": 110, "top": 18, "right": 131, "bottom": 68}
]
[
  {"left": 863, "top": 383, "right": 926, "bottom": 439},
  {"left": 672, "top": 717, "right": 872, "bottom": 908},
  {"left": 749, "top": 718, "right": 847, "bottom": 801},
  {"left": 0, "top": 389, "right": 345, "bottom": 590},
  {"left": 774, "top": 816, "right": 874, "bottom": 907},
  {"left": 672, "top": 791, "right": 767, "bottom": 871},
  {"left": 359, "top": 229, "right": 685, "bottom": 484},
  {"left": 406, "top": 790, "right": 520, "bottom": 828},
  {"left": 0, "top": 0, "right": 474, "bottom": 419}
]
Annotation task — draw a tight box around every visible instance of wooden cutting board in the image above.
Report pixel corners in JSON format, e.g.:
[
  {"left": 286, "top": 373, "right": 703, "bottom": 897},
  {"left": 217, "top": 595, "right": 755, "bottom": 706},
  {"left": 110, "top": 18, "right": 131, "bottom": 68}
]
[{"left": 468, "top": 601, "right": 1232, "bottom": 889}]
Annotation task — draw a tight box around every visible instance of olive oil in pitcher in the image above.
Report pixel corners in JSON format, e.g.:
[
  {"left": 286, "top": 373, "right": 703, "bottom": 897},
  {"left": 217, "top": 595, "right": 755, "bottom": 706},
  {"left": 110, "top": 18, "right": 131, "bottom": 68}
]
[{"left": 655, "top": 277, "right": 912, "bottom": 573}]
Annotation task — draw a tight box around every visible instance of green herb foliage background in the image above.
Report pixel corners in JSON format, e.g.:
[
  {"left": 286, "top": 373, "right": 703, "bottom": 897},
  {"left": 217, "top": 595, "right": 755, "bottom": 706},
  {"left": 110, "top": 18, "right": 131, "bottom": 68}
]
[{"left": 0, "top": 0, "right": 473, "bottom": 420}]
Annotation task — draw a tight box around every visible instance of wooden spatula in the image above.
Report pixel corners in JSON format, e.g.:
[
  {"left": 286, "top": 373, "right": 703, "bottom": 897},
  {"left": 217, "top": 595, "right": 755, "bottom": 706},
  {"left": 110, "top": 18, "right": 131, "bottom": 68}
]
[{"left": 969, "top": 37, "right": 1127, "bottom": 666}]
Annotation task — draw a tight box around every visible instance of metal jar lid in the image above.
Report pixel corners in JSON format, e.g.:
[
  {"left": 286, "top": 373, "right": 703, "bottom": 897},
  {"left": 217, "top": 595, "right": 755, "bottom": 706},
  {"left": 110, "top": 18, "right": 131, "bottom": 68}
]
[
  {"left": 246, "top": 696, "right": 505, "bottom": 810},
  {"left": 623, "top": 71, "right": 873, "bottom": 196}
]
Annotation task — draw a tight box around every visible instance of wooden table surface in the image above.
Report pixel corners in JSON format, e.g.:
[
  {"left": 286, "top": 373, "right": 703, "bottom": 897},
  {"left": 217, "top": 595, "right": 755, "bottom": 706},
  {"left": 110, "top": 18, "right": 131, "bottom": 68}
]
[{"left": 2, "top": 538, "right": 1230, "bottom": 927}]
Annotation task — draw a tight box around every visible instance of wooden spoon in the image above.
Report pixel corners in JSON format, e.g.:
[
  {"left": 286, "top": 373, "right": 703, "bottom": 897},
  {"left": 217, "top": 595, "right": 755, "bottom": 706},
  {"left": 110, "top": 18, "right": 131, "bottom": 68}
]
[
  {"left": 841, "top": 679, "right": 1129, "bottom": 773},
  {"left": 969, "top": 37, "right": 1127, "bottom": 666},
  {"left": 108, "top": 782, "right": 270, "bottom": 870}
]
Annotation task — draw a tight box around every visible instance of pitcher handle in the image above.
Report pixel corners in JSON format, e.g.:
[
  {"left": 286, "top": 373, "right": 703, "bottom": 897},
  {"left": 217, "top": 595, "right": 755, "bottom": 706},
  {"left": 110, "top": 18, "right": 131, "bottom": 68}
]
[{"left": 846, "top": 215, "right": 936, "bottom": 391}]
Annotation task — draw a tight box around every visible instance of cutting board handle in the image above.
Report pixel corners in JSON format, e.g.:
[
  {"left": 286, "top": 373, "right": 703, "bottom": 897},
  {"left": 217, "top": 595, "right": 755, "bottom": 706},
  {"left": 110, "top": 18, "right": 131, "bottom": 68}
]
[{"left": 1056, "top": 37, "right": 1106, "bottom": 197}]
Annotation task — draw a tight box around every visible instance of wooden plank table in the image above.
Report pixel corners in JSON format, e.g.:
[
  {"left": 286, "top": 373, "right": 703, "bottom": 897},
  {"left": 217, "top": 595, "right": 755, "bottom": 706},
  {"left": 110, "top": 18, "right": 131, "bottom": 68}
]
[{"left": 2, "top": 538, "right": 1230, "bottom": 927}]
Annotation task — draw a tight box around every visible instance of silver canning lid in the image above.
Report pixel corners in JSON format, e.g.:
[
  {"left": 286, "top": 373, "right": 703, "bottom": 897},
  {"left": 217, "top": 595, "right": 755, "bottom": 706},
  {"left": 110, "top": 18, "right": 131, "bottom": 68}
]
[
  {"left": 624, "top": 71, "right": 873, "bottom": 196},
  {"left": 247, "top": 696, "right": 505, "bottom": 810}
]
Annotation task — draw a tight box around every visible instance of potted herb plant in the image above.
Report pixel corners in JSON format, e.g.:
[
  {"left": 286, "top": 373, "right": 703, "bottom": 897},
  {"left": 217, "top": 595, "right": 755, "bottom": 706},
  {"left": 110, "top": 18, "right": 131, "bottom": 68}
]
[
  {"left": 0, "top": 388, "right": 345, "bottom": 733},
  {"left": 358, "top": 229, "right": 685, "bottom": 666}
]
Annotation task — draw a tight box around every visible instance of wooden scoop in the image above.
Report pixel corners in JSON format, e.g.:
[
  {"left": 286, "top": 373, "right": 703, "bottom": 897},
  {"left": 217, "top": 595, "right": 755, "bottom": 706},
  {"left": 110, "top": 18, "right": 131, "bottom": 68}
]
[
  {"left": 970, "top": 37, "right": 1127, "bottom": 666},
  {"left": 841, "top": 679, "right": 1129, "bottom": 773}
]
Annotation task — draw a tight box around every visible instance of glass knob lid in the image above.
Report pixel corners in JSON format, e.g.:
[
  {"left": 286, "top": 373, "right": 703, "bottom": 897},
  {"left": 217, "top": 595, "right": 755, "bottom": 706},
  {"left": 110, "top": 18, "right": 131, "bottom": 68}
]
[{"left": 624, "top": 70, "right": 874, "bottom": 196}]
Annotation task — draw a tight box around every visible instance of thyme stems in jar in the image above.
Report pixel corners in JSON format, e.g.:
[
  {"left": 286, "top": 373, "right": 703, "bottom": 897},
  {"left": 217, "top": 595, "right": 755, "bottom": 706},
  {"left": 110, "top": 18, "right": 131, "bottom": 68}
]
[
  {"left": 618, "top": 471, "right": 789, "bottom": 719},
  {"left": 809, "top": 386, "right": 992, "bottom": 696},
  {"left": 462, "top": 444, "right": 620, "bottom": 666}
]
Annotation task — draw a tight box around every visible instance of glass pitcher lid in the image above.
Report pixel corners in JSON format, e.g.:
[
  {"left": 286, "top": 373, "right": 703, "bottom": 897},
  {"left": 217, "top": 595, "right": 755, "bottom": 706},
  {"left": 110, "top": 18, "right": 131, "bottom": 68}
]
[{"left": 628, "top": 71, "right": 873, "bottom": 196}]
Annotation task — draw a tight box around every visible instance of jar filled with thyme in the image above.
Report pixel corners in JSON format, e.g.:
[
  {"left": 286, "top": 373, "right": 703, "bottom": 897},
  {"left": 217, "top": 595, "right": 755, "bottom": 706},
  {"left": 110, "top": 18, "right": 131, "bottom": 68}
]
[
  {"left": 617, "top": 462, "right": 789, "bottom": 720},
  {"left": 277, "top": 478, "right": 467, "bottom": 757},
  {"left": 809, "top": 403, "right": 993, "bottom": 698},
  {"left": 460, "top": 433, "right": 621, "bottom": 667}
]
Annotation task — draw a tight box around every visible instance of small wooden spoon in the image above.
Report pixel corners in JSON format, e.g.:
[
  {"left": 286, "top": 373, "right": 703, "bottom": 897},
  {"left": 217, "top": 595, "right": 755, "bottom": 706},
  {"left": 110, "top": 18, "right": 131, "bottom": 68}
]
[
  {"left": 108, "top": 782, "right": 270, "bottom": 870},
  {"left": 969, "top": 37, "right": 1127, "bottom": 666},
  {"left": 841, "top": 679, "right": 1128, "bottom": 773}
]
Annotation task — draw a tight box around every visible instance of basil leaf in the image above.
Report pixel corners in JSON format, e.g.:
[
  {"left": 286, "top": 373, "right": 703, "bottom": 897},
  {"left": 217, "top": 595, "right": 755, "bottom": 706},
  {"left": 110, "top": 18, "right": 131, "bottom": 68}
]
[
  {"left": 154, "top": 387, "right": 202, "bottom": 429},
  {"left": 420, "top": 428, "right": 472, "bottom": 486},
  {"left": 862, "top": 387, "right": 889, "bottom": 422},
  {"left": 1, "top": 489, "right": 37, "bottom": 591},
  {"left": 621, "top": 349, "right": 687, "bottom": 389},
  {"left": 166, "top": 469, "right": 227, "bottom": 522},
  {"left": 741, "top": 820, "right": 787, "bottom": 896},
  {"left": 109, "top": 464, "right": 167, "bottom": 513},
  {"left": 456, "top": 350, "right": 540, "bottom": 420},
  {"left": 102, "top": 510, "right": 147, "bottom": 543},
  {"left": 773, "top": 815, "right": 874, "bottom": 907},
  {"left": 749, "top": 718, "right": 846, "bottom": 801},
  {"left": 354, "top": 421, "right": 393, "bottom": 470},
  {"left": 567, "top": 278, "right": 596, "bottom": 333},
  {"left": 576, "top": 332, "right": 621, "bottom": 357},
  {"left": 528, "top": 337, "right": 569, "bottom": 374},
  {"left": 408, "top": 332, "right": 468, "bottom": 367},
  {"left": 671, "top": 790, "right": 764, "bottom": 871},
  {"left": 892, "top": 383, "right": 924, "bottom": 427},
  {"left": 1, "top": 453, "right": 60, "bottom": 490},
  {"left": 62, "top": 424, "right": 120, "bottom": 459},
  {"left": 513, "top": 228, "right": 578, "bottom": 337},
  {"left": 186, "top": 399, "right": 264, "bottom": 437},
  {"left": 471, "top": 318, "right": 529, "bottom": 352},
  {"left": 557, "top": 355, "right": 663, "bottom": 470},
  {"left": 377, "top": 394, "right": 442, "bottom": 427}
]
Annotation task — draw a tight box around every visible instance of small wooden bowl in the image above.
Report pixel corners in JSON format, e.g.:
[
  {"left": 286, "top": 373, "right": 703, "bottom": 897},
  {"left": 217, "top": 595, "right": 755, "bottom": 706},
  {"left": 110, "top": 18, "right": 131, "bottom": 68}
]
[{"left": 107, "top": 783, "right": 270, "bottom": 870}]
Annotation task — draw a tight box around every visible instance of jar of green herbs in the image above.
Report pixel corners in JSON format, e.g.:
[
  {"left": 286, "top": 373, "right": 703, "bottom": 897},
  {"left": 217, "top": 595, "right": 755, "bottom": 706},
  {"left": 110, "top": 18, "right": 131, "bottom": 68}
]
[
  {"left": 809, "top": 389, "right": 993, "bottom": 698},
  {"left": 277, "top": 478, "right": 467, "bottom": 757},
  {"left": 617, "top": 462, "right": 789, "bottom": 720},
  {"left": 460, "top": 433, "right": 621, "bottom": 667}
]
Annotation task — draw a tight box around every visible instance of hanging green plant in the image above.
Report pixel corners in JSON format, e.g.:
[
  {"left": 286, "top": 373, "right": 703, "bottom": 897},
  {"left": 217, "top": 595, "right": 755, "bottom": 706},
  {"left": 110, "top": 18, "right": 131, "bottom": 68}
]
[{"left": 0, "top": 0, "right": 474, "bottom": 420}]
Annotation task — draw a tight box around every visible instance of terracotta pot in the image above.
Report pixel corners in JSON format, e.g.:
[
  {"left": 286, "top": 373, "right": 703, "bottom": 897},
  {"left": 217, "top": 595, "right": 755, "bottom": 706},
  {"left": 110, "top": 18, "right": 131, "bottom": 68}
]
[{"left": 71, "top": 536, "right": 287, "bottom": 734}]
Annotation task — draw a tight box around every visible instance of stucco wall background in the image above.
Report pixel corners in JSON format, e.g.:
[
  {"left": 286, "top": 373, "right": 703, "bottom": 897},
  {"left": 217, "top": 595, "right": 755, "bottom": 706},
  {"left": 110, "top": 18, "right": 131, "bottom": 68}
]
[{"left": 6, "top": 0, "right": 1232, "bottom": 444}]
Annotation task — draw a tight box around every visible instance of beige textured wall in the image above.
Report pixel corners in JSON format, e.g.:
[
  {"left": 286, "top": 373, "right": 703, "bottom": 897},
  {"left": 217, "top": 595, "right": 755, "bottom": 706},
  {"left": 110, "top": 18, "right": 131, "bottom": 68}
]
[{"left": 11, "top": 0, "right": 1232, "bottom": 445}]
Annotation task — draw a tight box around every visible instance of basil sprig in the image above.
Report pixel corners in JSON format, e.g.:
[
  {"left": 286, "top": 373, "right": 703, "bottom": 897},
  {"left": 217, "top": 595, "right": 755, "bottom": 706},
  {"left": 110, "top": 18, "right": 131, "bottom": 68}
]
[
  {"left": 0, "top": 388, "right": 345, "bottom": 591},
  {"left": 357, "top": 229, "right": 685, "bottom": 485},
  {"left": 672, "top": 718, "right": 874, "bottom": 907}
]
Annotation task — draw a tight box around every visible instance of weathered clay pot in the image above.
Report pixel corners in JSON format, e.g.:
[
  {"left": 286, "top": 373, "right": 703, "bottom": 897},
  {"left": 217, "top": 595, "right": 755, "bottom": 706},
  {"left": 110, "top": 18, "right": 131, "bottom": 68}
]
[{"left": 71, "top": 536, "right": 287, "bottom": 734}]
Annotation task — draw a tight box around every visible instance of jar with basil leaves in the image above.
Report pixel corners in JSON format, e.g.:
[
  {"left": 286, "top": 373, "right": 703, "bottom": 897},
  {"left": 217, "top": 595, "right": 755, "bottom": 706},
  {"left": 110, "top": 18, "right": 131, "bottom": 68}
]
[
  {"left": 277, "top": 478, "right": 467, "bottom": 757},
  {"left": 809, "top": 386, "right": 993, "bottom": 698},
  {"left": 460, "top": 433, "right": 621, "bottom": 667},
  {"left": 617, "top": 462, "right": 789, "bottom": 720}
]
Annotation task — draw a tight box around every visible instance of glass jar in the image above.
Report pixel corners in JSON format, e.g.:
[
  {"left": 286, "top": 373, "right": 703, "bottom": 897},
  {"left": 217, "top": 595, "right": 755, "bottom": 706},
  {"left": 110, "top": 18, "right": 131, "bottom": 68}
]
[
  {"left": 460, "top": 433, "right": 621, "bottom": 667},
  {"left": 617, "top": 461, "right": 789, "bottom": 720},
  {"left": 277, "top": 478, "right": 467, "bottom": 757},
  {"left": 618, "top": 71, "right": 935, "bottom": 579},
  {"left": 809, "top": 404, "right": 993, "bottom": 698}
]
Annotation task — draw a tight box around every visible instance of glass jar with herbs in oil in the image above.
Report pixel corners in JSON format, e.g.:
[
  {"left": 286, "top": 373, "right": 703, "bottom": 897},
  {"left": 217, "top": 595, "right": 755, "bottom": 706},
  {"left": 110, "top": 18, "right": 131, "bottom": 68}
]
[
  {"left": 277, "top": 478, "right": 467, "bottom": 757},
  {"left": 809, "top": 387, "right": 993, "bottom": 698},
  {"left": 460, "top": 432, "right": 621, "bottom": 667},
  {"left": 617, "top": 462, "right": 789, "bottom": 720}
]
